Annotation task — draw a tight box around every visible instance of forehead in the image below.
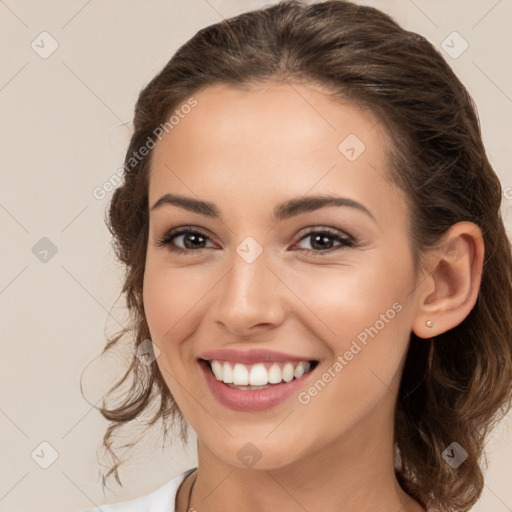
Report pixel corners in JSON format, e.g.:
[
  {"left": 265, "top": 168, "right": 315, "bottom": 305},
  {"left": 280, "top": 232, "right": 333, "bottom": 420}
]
[{"left": 148, "top": 82, "right": 406, "bottom": 228}]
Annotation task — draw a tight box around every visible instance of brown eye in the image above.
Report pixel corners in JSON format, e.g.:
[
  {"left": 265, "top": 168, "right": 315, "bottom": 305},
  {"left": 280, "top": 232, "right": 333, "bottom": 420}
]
[
  {"left": 156, "top": 228, "right": 214, "bottom": 254},
  {"left": 293, "top": 229, "right": 354, "bottom": 255}
]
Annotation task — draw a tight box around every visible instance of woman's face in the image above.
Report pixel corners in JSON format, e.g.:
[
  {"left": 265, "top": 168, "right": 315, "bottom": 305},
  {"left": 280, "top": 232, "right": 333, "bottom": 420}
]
[{"left": 143, "top": 82, "right": 424, "bottom": 470}]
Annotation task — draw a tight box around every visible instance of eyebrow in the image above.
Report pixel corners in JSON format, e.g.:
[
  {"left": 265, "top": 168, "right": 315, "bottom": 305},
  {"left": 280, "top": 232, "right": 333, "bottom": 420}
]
[{"left": 150, "top": 193, "right": 376, "bottom": 223}]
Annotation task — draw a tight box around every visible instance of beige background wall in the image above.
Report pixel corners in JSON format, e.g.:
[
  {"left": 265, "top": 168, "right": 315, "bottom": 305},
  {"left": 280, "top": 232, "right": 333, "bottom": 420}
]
[{"left": 1, "top": 1, "right": 511, "bottom": 511}]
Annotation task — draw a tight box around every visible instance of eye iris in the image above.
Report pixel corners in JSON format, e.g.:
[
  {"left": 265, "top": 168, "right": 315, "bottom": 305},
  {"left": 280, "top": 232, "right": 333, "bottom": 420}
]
[
  {"left": 311, "top": 234, "right": 334, "bottom": 250},
  {"left": 184, "top": 233, "right": 206, "bottom": 249}
]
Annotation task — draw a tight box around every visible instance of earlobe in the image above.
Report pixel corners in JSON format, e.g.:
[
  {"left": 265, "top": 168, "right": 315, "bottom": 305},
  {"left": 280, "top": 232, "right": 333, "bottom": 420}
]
[{"left": 412, "top": 222, "right": 485, "bottom": 339}]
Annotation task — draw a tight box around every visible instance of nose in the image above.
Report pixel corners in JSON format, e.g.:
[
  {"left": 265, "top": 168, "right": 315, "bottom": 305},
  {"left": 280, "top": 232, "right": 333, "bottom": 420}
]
[{"left": 212, "top": 249, "right": 287, "bottom": 336}]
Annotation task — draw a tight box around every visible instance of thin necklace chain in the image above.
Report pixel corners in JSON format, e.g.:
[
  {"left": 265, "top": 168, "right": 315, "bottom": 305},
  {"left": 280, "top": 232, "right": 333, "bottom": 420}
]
[{"left": 185, "top": 469, "right": 198, "bottom": 511}]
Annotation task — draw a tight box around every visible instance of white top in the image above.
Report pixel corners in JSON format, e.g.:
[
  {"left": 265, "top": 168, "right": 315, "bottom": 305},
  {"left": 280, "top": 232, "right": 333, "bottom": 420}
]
[{"left": 83, "top": 467, "right": 197, "bottom": 512}]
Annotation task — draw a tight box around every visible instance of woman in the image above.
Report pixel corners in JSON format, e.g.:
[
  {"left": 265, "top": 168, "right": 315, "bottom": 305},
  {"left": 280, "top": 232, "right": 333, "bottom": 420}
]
[{"left": 84, "top": 1, "right": 512, "bottom": 511}]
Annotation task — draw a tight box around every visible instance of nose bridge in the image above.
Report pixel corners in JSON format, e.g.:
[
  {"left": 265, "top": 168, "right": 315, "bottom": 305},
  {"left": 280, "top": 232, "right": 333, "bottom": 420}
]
[{"left": 213, "top": 240, "right": 285, "bottom": 332}]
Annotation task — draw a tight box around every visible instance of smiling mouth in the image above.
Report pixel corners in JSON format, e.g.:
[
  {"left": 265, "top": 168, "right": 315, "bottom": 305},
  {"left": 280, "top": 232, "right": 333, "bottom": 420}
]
[{"left": 199, "top": 358, "right": 319, "bottom": 390}]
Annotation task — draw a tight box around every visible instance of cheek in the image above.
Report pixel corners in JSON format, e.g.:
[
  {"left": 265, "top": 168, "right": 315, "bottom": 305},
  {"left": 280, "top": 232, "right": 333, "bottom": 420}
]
[
  {"left": 142, "top": 262, "right": 208, "bottom": 409},
  {"left": 142, "top": 260, "right": 211, "bottom": 342},
  {"left": 292, "top": 278, "right": 412, "bottom": 435},
  {"left": 290, "top": 257, "right": 415, "bottom": 419},
  {"left": 283, "top": 256, "right": 413, "bottom": 352}
]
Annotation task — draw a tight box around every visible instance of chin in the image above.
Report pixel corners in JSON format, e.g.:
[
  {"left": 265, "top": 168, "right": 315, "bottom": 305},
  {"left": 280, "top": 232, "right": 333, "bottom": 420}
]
[{"left": 199, "top": 429, "right": 314, "bottom": 471}]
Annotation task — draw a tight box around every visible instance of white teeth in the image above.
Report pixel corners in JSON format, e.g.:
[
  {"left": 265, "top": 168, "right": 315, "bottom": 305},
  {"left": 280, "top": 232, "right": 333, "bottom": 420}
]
[
  {"left": 249, "top": 364, "right": 268, "bottom": 386},
  {"left": 208, "top": 360, "right": 313, "bottom": 386},
  {"left": 282, "top": 362, "right": 294, "bottom": 382},
  {"left": 223, "top": 361, "right": 233, "bottom": 383},
  {"left": 232, "top": 363, "right": 249, "bottom": 385},
  {"left": 210, "top": 360, "right": 224, "bottom": 381},
  {"left": 268, "top": 363, "right": 282, "bottom": 384},
  {"left": 294, "top": 362, "right": 307, "bottom": 379}
]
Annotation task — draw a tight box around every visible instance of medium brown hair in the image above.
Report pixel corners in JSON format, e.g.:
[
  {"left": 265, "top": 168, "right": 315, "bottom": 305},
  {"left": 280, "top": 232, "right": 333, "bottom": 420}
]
[{"left": 93, "top": 1, "right": 512, "bottom": 510}]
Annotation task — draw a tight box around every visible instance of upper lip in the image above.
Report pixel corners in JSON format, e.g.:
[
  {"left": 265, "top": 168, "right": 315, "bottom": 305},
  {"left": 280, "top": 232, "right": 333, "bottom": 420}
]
[{"left": 198, "top": 348, "right": 317, "bottom": 365}]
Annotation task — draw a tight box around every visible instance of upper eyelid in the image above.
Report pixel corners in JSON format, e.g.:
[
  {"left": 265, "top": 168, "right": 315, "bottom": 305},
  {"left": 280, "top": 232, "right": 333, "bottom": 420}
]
[{"left": 159, "top": 226, "right": 218, "bottom": 245}]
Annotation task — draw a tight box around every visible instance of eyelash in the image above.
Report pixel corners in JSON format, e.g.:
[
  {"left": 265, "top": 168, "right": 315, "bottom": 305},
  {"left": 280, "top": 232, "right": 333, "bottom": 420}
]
[{"left": 155, "top": 227, "right": 355, "bottom": 256}]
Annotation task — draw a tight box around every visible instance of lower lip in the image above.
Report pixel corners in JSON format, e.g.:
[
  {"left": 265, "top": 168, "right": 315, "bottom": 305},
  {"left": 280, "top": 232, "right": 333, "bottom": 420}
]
[{"left": 199, "top": 360, "right": 316, "bottom": 412}]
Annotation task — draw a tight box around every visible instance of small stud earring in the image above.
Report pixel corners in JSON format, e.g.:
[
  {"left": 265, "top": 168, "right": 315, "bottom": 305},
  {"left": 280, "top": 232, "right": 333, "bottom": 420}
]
[{"left": 425, "top": 320, "right": 433, "bottom": 328}]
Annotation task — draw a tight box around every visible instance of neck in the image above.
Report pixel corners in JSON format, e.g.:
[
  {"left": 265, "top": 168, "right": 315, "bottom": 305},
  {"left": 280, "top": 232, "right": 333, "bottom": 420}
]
[{"left": 185, "top": 407, "right": 425, "bottom": 512}]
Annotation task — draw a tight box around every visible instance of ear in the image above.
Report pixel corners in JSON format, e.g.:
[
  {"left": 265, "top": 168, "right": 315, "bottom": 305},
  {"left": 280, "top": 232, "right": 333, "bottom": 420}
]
[{"left": 412, "top": 221, "right": 485, "bottom": 339}]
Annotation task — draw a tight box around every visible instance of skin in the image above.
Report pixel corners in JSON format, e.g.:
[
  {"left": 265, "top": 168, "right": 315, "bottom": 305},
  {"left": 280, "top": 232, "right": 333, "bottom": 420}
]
[{"left": 143, "top": 82, "right": 484, "bottom": 512}]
